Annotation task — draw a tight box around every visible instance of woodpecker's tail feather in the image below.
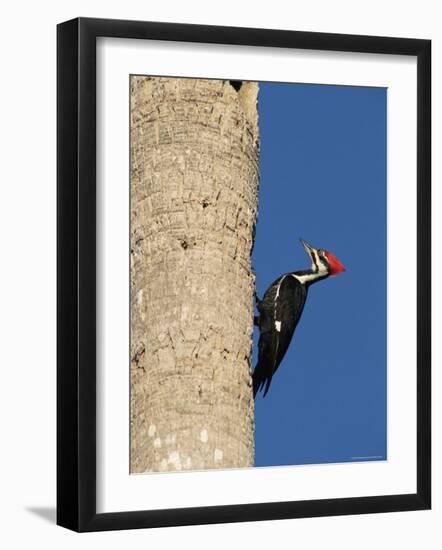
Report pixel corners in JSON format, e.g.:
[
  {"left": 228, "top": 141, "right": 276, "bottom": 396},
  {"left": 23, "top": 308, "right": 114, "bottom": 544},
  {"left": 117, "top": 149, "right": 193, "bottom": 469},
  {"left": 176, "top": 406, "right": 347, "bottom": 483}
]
[
  {"left": 252, "top": 372, "right": 261, "bottom": 398},
  {"left": 263, "top": 377, "right": 273, "bottom": 397},
  {"left": 252, "top": 361, "right": 273, "bottom": 398}
]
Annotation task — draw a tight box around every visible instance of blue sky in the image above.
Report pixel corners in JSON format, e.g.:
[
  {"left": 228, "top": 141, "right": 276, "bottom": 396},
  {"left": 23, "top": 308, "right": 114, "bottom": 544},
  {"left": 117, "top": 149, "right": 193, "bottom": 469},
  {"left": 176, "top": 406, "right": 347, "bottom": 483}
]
[{"left": 253, "top": 82, "right": 387, "bottom": 467}]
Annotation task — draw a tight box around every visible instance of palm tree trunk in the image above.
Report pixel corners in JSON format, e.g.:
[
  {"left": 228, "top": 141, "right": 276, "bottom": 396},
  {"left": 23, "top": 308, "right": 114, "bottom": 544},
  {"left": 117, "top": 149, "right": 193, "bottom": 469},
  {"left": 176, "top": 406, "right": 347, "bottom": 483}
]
[{"left": 130, "top": 76, "right": 259, "bottom": 473}]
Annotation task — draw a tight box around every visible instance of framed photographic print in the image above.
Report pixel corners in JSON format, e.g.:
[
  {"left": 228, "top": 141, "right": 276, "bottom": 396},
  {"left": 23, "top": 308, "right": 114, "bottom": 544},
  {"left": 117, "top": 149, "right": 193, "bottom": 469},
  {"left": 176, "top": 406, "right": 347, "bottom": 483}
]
[{"left": 57, "top": 17, "right": 431, "bottom": 532}]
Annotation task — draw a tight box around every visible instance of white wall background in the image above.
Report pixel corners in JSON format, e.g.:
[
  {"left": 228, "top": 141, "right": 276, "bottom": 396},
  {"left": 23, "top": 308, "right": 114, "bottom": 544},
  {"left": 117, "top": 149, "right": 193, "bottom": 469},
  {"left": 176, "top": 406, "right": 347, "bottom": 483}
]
[{"left": 0, "top": 0, "right": 439, "bottom": 548}]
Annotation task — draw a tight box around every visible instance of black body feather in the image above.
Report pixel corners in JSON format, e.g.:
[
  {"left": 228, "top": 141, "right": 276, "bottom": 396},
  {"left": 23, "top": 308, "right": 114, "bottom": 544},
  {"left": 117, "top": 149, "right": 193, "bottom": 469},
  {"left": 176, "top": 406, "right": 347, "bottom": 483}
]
[{"left": 253, "top": 274, "right": 308, "bottom": 397}]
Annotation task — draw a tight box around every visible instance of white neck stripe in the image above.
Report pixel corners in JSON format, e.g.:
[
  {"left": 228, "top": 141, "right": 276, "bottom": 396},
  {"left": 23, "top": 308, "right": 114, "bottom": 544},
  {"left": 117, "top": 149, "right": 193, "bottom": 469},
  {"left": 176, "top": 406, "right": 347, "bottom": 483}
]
[{"left": 292, "top": 272, "right": 325, "bottom": 284}]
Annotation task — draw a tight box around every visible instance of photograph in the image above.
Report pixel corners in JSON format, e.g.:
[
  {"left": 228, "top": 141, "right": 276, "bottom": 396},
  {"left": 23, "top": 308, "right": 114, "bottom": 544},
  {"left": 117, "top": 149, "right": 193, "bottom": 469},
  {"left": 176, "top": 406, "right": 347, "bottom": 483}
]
[
  {"left": 129, "top": 75, "right": 387, "bottom": 474},
  {"left": 55, "top": 14, "right": 431, "bottom": 533},
  {"left": 0, "top": 0, "right": 434, "bottom": 542}
]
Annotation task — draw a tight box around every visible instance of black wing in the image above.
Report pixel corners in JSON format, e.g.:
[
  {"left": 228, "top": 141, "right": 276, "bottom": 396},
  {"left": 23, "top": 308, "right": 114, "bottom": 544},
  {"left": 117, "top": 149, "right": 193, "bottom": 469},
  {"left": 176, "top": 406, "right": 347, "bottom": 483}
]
[{"left": 253, "top": 274, "right": 307, "bottom": 397}]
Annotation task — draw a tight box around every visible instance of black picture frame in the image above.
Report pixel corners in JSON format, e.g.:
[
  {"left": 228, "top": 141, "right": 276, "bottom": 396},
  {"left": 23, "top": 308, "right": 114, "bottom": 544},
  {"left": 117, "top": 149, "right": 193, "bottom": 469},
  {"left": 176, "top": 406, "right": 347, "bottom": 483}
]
[{"left": 57, "top": 17, "right": 431, "bottom": 532}]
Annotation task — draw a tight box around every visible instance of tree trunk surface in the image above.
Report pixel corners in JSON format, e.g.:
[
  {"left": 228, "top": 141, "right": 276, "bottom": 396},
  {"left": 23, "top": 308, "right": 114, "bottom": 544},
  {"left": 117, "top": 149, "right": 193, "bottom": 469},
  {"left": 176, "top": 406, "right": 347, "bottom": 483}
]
[{"left": 130, "top": 77, "right": 259, "bottom": 473}]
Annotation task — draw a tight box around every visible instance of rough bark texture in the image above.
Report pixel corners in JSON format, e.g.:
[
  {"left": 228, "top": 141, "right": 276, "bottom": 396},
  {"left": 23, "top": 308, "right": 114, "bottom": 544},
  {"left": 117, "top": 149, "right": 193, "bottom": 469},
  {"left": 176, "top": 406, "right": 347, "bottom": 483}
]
[{"left": 130, "top": 77, "right": 259, "bottom": 473}]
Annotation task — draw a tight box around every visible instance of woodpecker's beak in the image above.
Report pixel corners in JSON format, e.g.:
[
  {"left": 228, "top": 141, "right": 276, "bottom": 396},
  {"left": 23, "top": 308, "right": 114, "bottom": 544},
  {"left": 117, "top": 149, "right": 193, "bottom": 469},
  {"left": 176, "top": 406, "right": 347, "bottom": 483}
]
[
  {"left": 300, "top": 238, "right": 318, "bottom": 269},
  {"left": 300, "top": 238, "right": 316, "bottom": 257}
]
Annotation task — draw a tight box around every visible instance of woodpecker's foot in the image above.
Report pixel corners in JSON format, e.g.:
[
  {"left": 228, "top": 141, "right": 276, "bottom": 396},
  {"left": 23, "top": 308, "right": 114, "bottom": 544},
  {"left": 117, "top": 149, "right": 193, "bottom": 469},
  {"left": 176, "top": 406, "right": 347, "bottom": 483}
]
[
  {"left": 254, "top": 290, "right": 261, "bottom": 306},
  {"left": 254, "top": 315, "right": 260, "bottom": 327}
]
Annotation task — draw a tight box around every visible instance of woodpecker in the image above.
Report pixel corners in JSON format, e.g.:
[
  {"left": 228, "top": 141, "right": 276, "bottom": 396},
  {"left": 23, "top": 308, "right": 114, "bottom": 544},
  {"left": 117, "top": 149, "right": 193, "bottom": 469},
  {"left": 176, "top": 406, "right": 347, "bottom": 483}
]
[{"left": 253, "top": 239, "right": 346, "bottom": 398}]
